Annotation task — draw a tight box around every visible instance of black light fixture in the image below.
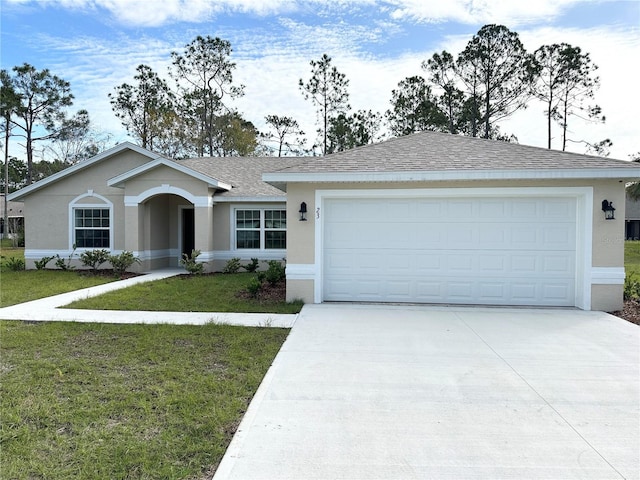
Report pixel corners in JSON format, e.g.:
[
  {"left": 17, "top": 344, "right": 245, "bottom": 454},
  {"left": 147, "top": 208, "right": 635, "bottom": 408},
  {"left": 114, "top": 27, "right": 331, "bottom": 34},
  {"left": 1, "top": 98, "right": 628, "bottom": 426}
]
[
  {"left": 602, "top": 199, "right": 615, "bottom": 220},
  {"left": 299, "top": 202, "right": 308, "bottom": 221}
]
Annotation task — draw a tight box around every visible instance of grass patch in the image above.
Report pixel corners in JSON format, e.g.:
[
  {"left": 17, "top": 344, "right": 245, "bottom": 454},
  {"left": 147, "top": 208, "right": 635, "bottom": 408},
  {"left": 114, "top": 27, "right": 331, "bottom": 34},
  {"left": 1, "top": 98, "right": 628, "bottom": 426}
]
[
  {"left": 625, "top": 241, "right": 640, "bottom": 276},
  {"left": 0, "top": 320, "right": 288, "bottom": 479},
  {"left": 65, "top": 273, "right": 303, "bottom": 314},
  {"left": 0, "top": 248, "right": 116, "bottom": 307}
]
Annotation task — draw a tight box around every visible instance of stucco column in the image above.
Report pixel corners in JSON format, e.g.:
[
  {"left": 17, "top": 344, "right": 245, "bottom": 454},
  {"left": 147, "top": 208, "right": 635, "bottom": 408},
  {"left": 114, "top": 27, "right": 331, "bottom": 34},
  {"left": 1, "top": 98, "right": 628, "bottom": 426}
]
[
  {"left": 124, "top": 204, "right": 146, "bottom": 271},
  {"left": 193, "top": 205, "right": 214, "bottom": 268}
]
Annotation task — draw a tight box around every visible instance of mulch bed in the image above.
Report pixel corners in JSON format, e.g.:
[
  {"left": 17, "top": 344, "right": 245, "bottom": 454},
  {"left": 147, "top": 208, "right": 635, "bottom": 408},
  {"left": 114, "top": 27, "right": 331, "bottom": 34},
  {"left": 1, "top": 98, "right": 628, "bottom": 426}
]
[{"left": 611, "top": 299, "right": 640, "bottom": 325}]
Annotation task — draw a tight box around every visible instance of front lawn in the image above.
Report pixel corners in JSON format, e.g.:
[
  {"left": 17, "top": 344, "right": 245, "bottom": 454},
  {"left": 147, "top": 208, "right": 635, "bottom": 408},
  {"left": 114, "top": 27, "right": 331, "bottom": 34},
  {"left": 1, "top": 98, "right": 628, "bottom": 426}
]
[
  {"left": 624, "top": 240, "right": 640, "bottom": 276},
  {"left": 65, "top": 273, "right": 303, "bottom": 314},
  {"left": 0, "top": 320, "right": 289, "bottom": 479},
  {"left": 0, "top": 248, "right": 115, "bottom": 307}
]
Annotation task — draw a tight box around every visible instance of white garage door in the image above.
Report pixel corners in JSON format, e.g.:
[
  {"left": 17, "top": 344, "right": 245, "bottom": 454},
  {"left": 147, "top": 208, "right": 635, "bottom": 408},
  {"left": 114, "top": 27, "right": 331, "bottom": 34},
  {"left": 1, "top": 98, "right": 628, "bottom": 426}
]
[{"left": 323, "top": 196, "right": 577, "bottom": 306}]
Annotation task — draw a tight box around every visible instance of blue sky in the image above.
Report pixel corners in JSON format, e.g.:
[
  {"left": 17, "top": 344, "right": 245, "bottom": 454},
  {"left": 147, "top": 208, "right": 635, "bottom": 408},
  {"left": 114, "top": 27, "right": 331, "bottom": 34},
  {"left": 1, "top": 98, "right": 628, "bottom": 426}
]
[{"left": 1, "top": 0, "right": 639, "bottom": 160}]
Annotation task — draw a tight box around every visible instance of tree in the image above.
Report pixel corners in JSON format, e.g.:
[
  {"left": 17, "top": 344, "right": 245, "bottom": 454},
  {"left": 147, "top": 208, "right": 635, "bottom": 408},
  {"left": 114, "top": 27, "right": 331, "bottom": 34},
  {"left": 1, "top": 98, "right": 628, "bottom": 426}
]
[
  {"left": 1, "top": 70, "right": 22, "bottom": 238},
  {"left": 109, "top": 64, "right": 174, "bottom": 151},
  {"left": 531, "top": 43, "right": 604, "bottom": 151},
  {"left": 530, "top": 44, "right": 566, "bottom": 149},
  {"left": 0, "top": 157, "right": 28, "bottom": 193},
  {"left": 327, "top": 109, "right": 382, "bottom": 153},
  {"left": 210, "top": 111, "right": 259, "bottom": 157},
  {"left": 386, "top": 76, "right": 447, "bottom": 136},
  {"left": 263, "top": 115, "right": 307, "bottom": 157},
  {"left": 46, "top": 123, "right": 113, "bottom": 164},
  {"left": 422, "top": 51, "right": 465, "bottom": 134},
  {"left": 299, "top": 54, "right": 350, "bottom": 155},
  {"left": 457, "top": 24, "right": 534, "bottom": 138},
  {"left": 170, "top": 36, "right": 244, "bottom": 157},
  {"left": 552, "top": 45, "right": 603, "bottom": 151},
  {"left": 5, "top": 63, "right": 89, "bottom": 184}
]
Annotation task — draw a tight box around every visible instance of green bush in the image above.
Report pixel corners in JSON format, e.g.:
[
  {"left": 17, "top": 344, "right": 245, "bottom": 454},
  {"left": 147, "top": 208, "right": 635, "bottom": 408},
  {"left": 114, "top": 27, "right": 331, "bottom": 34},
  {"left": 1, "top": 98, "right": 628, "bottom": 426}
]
[
  {"left": 243, "top": 258, "right": 260, "bottom": 273},
  {"left": 55, "top": 247, "right": 77, "bottom": 271},
  {"left": 34, "top": 256, "right": 56, "bottom": 270},
  {"left": 80, "top": 249, "right": 110, "bottom": 273},
  {"left": 179, "top": 249, "right": 205, "bottom": 275},
  {"left": 264, "top": 260, "right": 285, "bottom": 286},
  {"left": 247, "top": 276, "right": 262, "bottom": 297},
  {"left": 222, "top": 257, "right": 242, "bottom": 274},
  {"left": 5, "top": 256, "right": 25, "bottom": 271},
  {"left": 108, "top": 251, "right": 139, "bottom": 277},
  {"left": 624, "top": 274, "right": 640, "bottom": 300}
]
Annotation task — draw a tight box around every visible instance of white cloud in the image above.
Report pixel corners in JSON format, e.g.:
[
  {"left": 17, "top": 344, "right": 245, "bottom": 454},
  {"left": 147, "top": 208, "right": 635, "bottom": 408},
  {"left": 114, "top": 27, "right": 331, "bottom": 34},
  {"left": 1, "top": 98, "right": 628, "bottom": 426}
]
[
  {"left": 6, "top": 1, "right": 637, "bottom": 160},
  {"left": 387, "top": 0, "right": 586, "bottom": 26}
]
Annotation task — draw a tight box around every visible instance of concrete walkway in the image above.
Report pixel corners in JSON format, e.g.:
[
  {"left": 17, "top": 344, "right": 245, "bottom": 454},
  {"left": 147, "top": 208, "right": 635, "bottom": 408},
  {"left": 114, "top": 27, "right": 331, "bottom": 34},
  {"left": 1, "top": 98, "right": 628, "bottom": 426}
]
[
  {"left": 214, "top": 303, "right": 639, "bottom": 480},
  {"left": 0, "top": 268, "right": 297, "bottom": 327}
]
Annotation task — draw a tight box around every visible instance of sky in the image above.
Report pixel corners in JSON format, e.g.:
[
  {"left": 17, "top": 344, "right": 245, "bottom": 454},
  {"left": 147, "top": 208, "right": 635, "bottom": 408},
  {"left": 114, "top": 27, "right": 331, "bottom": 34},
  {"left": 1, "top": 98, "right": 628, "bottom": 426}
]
[{"left": 1, "top": 0, "right": 639, "bottom": 161}]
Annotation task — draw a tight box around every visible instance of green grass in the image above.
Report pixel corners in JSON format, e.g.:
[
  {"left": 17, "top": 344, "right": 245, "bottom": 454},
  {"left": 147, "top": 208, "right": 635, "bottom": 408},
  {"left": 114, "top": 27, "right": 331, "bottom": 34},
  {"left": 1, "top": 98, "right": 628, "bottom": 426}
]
[
  {"left": 0, "top": 247, "right": 115, "bottom": 307},
  {"left": 625, "top": 241, "right": 640, "bottom": 276},
  {"left": 65, "top": 273, "right": 303, "bottom": 314},
  {"left": 0, "top": 320, "right": 289, "bottom": 479}
]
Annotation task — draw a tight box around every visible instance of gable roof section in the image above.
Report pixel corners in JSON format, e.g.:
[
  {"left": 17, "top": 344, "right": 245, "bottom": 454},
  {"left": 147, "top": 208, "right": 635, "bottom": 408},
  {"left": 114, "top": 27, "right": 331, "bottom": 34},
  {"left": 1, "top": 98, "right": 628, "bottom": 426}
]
[
  {"left": 263, "top": 131, "right": 640, "bottom": 189},
  {"left": 7, "top": 142, "right": 164, "bottom": 202},
  {"left": 178, "top": 156, "right": 306, "bottom": 199},
  {"left": 107, "top": 157, "right": 232, "bottom": 191}
]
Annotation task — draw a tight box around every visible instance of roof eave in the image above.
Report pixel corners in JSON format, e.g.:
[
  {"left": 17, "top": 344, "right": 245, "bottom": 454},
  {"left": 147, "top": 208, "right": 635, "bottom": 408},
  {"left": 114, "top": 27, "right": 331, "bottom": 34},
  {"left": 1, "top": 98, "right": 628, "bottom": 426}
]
[
  {"left": 7, "top": 142, "right": 163, "bottom": 202},
  {"left": 107, "top": 158, "right": 232, "bottom": 191},
  {"left": 263, "top": 168, "right": 640, "bottom": 185}
]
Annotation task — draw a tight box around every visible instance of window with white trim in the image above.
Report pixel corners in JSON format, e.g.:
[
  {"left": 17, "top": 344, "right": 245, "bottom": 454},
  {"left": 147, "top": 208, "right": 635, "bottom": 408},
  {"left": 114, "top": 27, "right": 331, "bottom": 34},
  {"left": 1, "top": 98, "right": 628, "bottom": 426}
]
[
  {"left": 74, "top": 208, "right": 110, "bottom": 248},
  {"left": 236, "top": 209, "right": 286, "bottom": 250}
]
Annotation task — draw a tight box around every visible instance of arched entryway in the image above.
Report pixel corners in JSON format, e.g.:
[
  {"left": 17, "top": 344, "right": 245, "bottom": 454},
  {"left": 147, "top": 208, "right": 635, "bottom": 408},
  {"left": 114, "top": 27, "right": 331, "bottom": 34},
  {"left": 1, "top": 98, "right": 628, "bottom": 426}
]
[{"left": 124, "top": 185, "right": 211, "bottom": 271}]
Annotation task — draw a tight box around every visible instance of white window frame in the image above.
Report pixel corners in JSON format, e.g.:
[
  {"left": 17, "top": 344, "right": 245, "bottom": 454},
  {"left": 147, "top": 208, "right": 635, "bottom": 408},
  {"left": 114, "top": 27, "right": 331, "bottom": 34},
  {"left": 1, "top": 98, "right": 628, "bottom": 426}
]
[
  {"left": 232, "top": 206, "right": 287, "bottom": 252},
  {"left": 68, "top": 191, "right": 114, "bottom": 251}
]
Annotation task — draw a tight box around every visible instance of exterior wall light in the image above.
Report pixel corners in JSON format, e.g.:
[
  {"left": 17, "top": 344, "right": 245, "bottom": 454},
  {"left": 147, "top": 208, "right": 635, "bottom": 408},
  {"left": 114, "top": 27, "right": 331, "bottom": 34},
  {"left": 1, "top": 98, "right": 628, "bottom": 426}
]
[
  {"left": 299, "top": 202, "right": 308, "bottom": 221},
  {"left": 602, "top": 199, "right": 615, "bottom": 220}
]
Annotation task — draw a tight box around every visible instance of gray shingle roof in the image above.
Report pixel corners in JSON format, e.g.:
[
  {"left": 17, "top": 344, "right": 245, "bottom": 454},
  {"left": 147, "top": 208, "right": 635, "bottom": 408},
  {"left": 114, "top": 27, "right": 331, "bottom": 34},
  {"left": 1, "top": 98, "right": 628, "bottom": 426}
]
[
  {"left": 177, "top": 156, "right": 306, "bottom": 197},
  {"left": 270, "top": 131, "right": 638, "bottom": 174}
]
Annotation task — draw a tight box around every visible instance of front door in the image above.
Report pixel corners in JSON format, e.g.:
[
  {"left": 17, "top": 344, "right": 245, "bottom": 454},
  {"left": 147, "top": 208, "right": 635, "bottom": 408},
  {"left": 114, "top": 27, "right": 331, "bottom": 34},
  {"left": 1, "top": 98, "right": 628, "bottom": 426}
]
[{"left": 182, "top": 208, "right": 195, "bottom": 257}]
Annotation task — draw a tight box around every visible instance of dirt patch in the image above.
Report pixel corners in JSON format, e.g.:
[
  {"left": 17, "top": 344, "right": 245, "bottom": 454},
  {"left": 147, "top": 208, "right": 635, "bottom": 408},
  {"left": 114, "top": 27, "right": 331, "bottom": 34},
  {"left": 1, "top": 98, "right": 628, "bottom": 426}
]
[
  {"left": 611, "top": 299, "right": 640, "bottom": 325},
  {"left": 235, "top": 281, "right": 286, "bottom": 303}
]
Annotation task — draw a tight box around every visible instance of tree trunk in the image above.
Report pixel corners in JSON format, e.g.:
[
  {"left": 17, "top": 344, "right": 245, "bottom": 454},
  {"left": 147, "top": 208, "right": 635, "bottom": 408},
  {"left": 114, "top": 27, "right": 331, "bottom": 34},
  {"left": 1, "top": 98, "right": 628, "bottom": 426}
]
[{"left": 3, "top": 114, "right": 9, "bottom": 239}]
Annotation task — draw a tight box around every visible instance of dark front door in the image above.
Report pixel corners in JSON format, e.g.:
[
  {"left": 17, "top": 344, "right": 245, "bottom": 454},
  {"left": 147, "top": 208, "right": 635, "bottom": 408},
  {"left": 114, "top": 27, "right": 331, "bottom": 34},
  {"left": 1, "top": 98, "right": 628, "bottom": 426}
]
[{"left": 182, "top": 208, "right": 195, "bottom": 257}]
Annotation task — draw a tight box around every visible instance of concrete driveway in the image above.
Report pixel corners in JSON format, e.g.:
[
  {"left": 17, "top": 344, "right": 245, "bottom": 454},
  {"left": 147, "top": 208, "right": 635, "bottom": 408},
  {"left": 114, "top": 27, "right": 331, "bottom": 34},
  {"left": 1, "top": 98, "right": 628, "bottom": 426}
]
[{"left": 214, "top": 304, "right": 639, "bottom": 480}]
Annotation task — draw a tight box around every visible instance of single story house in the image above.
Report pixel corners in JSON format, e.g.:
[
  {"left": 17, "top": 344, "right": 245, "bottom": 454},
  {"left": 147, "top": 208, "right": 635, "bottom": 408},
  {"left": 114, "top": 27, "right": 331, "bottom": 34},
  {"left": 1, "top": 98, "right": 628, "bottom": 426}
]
[
  {"left": 9, "top": 131, "right": 640, "bottom": 311},
  {"left": 0, "top": 194, "right": 25, "bottom": 238}
]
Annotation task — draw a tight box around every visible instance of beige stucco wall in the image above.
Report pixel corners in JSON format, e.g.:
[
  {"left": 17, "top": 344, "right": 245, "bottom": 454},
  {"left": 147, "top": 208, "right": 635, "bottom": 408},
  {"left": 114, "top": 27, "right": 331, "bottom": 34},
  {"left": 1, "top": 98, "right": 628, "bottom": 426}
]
[
  {"left": 23, "top": 150, "right": 152, "bottom": 268},
  {"left": 285, "top": 178, "right": 627, "bottom": 311}
]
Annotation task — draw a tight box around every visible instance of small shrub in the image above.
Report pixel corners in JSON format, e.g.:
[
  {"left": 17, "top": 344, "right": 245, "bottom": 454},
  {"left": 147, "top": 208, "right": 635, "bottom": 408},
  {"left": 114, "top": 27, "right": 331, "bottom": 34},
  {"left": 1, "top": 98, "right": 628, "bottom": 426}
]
[
  {"left": 80, "top": 249, "right": 110, "bottom": 273},
  {"left": 222, "top": 257, "right": 242, "bottom": 274},
  {"left": 243, "top": 258, "right": 260, "bottom": 273},
  {"left": 5, "top": 256, "right": 25, "bottom": 271},
  {"left": 264, "top": 260, "right": 285, "bottom": 286},
  {"left": 247, "top": 276, "right": 263, "bottom": 297},
  {"left": 34, "top": 256, "right": 56, "bottom": 270},
  {"left": 108, "top": 251, "right": 140, "bottom": 277},
  {"left": 624, "top": 274, "right": 640, "bottom": 300},
  {"left": 179, "top": 249, "right": 205, "bottom": 275},
  {"left": 55, "top": 247, "right": 77, "bottom": 271}
]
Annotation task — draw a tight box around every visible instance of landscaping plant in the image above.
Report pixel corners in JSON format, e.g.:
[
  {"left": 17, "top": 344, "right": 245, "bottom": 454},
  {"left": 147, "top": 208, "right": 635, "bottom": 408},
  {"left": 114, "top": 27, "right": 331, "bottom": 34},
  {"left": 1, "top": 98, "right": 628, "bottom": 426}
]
[
  {"left": 79, "top": 248, "right": 110, "bottom": 273},
  {"left": 179, "top": 249, "right": 205, "bottom": 274}
]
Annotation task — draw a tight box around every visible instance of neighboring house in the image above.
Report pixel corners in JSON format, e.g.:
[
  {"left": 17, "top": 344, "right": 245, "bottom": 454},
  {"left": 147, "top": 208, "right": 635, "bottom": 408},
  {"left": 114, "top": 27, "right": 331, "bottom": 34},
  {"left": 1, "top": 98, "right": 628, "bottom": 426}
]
[
  {"left": 625, "top": 196, "right": 640, "bottom": 240},
  {"left": 9, "top": 132, "right": 640, "bottom": 311},
  {"left": 0, "top": 194, "right": 25, "bottom": 238}
]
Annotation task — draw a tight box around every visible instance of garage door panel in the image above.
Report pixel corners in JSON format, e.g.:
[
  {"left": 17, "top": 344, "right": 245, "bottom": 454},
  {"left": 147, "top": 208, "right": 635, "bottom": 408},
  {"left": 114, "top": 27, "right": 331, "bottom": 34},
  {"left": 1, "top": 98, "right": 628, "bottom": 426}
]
[{"left": 323, "top": 197, "right": 577, "bottom": 306}]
